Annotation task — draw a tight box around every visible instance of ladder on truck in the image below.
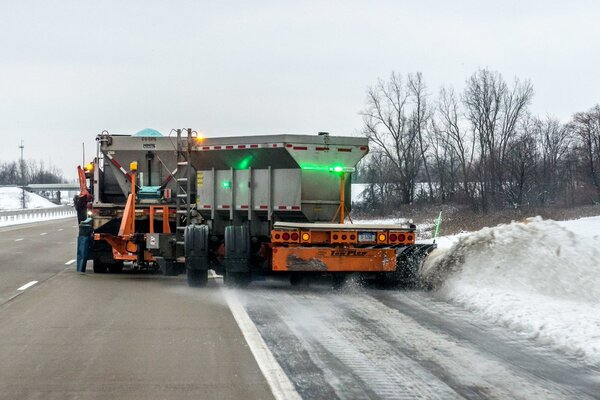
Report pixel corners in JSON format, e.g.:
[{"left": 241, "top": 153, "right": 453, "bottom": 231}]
[{"left": 175, "top": 128, "right": 193, "bottom": 255}]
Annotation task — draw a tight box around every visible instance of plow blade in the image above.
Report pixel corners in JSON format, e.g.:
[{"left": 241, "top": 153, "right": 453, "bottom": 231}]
[{"left": 380, "top": 244, "right": 437, "bottom": 288}]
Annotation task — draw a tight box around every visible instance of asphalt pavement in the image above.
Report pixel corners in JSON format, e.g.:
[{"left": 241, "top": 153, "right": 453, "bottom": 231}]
[{"left": 0, "top": 218, "right": 273, "bottom": 400}]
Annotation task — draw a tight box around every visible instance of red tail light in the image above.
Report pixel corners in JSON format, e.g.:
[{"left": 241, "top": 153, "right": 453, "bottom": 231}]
[
  {"left": 282, "top": 232, "right": 290, "bottom": 241},
  {"left": 290, "top": 232, "right": 299, "bottom": 241},
  {"left": 398, "top": 234, "right": 406, "bottom": 242},
  {"left": 389, "top": 233, "right": 397, "bottom": 242}
]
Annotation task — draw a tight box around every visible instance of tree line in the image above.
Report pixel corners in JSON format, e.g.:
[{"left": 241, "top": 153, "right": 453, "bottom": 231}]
[
  {"left": 355, "top": 69, "right": 600, "bottom": 214},
  {"left": 0, "top": 160, "right": 64, "bottom": 185}
]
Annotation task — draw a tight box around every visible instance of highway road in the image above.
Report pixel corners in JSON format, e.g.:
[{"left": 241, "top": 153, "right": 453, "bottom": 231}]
[
  {"left": 1, "top": 218, "right": 599, "bottom": 399},
  {"left": 0, "top": 219, "right": 273, "bottom": 400}
]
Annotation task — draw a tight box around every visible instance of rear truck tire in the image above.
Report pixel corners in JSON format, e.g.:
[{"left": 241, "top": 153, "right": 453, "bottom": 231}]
[
  {"left": 93, "top": 259, "right": 108, "bottom": 273},
  {"left": 184, "top": 225, "right": 210, "bottom": 287},
  {"left": 187, "top": 268, "right": 208, "bottom": 287},
  {"left": 223, "top": 225, "right": 251, "bottom": 288}
]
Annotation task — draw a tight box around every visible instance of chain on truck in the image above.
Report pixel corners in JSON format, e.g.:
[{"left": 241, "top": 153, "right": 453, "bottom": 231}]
[{"left": 75, "top": 128, "right": 435, "bottom": 287}]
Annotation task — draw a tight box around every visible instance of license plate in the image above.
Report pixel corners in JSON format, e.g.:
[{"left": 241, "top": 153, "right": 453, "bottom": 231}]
[{"left": 358, "top": 232, "right": 376, "bottom": 242}]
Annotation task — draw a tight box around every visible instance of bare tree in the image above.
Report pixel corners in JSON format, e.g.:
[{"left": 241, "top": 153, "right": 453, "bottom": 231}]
[
  {"left": 437, "top": 86, "right": 475, "bottom": 204},
  {"left": 407, "top": 73, "right": 434, "bottom": 200},
  {"left": 462, "top": 69, "right": 533, "bottom": 210},
  {"left": 570, "top": 105, "right": 600, "bottom": 202},
  {"left": 532, "top": 116, "right": 572, "bottom": 205},
  {"left": 361, "top": 72, "right": 421, "bottom": 204}
]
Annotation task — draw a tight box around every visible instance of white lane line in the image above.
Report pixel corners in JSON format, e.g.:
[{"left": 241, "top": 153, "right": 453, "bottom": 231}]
[
  {"left": 65, "top": 259, "right": 76, "bottom": 265},
  {"left": 17, "top": 281, "right": 38, "bottom": 291},
  {"left": 221, "top": 282, "right": 301, "bottom": 400},
  {"left": 58, "top": 228, "right": 64, "bottom": 232},
  {"left": 40, "top": 232, "right": 47, "bottom": 236},
  {"left": 15, "top": 238, "right": 24, "bottom": 242}
]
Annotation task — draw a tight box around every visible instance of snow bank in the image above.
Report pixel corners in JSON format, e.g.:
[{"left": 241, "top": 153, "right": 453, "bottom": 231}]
[
  {"left": 0, "top": 187, "right": 58, "bottom": 210},
  {"left": 422, "top": 217, "right": 600, "bottom": 365}
]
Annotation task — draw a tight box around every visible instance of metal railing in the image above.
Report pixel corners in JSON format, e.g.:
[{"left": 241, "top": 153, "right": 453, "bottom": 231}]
[{"left": 0, "top": 205, "right": 76, "bottom": 225}]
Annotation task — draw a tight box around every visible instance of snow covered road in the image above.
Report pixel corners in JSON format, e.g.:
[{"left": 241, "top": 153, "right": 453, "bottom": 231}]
[{"left": 234, "top": 282, "right": 600, "bottom": 399}]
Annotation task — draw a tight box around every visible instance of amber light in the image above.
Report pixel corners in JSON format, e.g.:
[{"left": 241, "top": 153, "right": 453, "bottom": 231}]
[
  {"left": 378, "top": 233, "right": 387, "bottom": 242},
  {"left": 302, "top": 233, "right": 310, "bottom": 241}
]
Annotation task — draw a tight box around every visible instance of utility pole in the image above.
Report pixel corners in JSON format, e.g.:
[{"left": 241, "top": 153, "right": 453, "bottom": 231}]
[{"left": 19, "top": 140, "right": 26, "bottom": 209}]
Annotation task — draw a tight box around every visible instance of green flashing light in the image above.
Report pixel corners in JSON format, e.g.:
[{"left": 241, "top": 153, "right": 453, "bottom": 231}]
[
  {"left": 221, "top": 180, "right": 232, "bottom": 189},
  {"left": 301, "top": 165, "right": 355, "bottom": 173}
]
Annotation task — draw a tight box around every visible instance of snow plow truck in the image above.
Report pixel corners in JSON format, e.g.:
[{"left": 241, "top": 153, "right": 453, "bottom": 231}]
[{"left": 76, "top": 129, "right": 435, "bottom": 287}]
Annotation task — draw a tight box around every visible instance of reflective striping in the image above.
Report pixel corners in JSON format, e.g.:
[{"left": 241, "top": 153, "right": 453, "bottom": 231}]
[
  {"left": 161, "top": 167, "right": 178, "bottom": 186},
  {"left": 276, "top": 206, "right": 301, "bottom": 211},
  {"left": 104, "top": 152, "right": 132, "bottom": 181},
  {"left": 190, "top": 143, "right": 361, "bottom": 152},
  {"left": 194, "top": 143, "right": 284, "bottom": 151}
]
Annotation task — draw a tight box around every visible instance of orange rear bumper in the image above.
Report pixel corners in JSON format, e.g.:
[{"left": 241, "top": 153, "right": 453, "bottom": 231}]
[{"left": 271, "top": 246, "right": 396, "bottom": 272}]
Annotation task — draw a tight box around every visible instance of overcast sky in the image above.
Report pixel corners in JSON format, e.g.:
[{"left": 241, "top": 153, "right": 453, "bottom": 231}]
[{"left": 1, "top": 0, "right": 598, "bottom": 180}]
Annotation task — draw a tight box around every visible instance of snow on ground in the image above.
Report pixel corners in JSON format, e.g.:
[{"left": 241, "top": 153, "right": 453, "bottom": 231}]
[
  {"left": 421, "top": 216, "right": 600, "bottom": 365},
  {"left": 0, "top": 186, "right": 58, "bottom": 210}
]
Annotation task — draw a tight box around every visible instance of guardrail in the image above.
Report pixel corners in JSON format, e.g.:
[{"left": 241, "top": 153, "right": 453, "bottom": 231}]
[{"left": 0, "top": 205, "right": 76, "bottom": 225}]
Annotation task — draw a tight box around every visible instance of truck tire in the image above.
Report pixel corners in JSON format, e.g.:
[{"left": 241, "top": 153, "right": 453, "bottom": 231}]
[{"left": 93, "top": 259, "right": 108, "bottom": 273}]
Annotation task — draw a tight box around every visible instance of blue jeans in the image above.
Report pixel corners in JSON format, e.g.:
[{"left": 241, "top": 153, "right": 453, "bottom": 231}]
[{"left": 76, "top": 235, "right": 90, "bottom": 272}]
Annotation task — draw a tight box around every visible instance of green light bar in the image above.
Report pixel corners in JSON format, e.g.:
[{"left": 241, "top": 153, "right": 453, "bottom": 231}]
[
  {"left": 221, "top": 180, "right": 231, "bottom": 189},
  {"left": 301, "top": 165, "right": 355, "bottom": 173}
]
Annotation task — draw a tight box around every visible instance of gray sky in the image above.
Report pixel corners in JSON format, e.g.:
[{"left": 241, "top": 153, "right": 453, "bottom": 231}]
[{"left": 1, "top": 0, "right": 598, "bottom": 180}]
